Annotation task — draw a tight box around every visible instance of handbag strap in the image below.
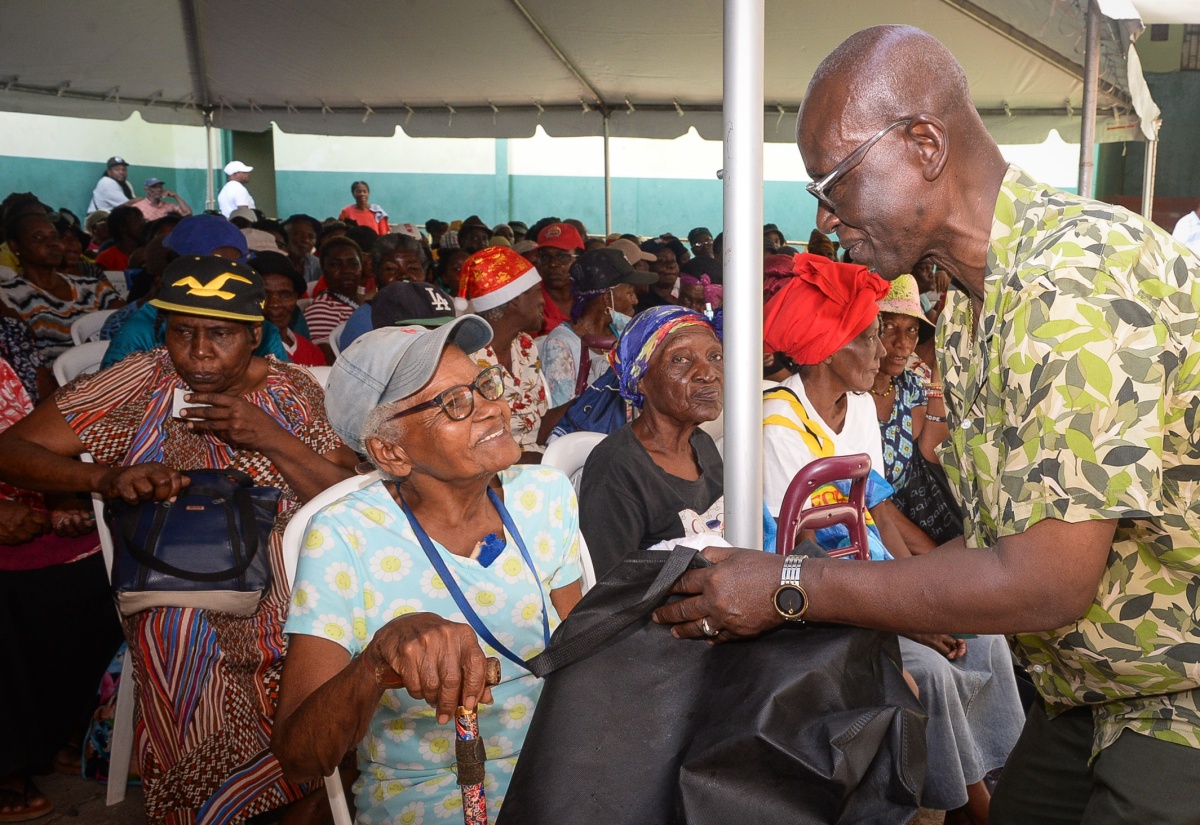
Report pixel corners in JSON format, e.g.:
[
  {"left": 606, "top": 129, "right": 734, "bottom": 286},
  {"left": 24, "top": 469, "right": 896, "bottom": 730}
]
[
  {"left": 114, "top": 482, "right": 262, "bottom": 582},
  {"left": 526, "top": 543, "right": 702, "bottom": 678},
  {"left": 574, "top": 344, "right": 592, "bottom": 397},
  {"left": 398, "top": 487, "right": 551, "bottom": 672}
]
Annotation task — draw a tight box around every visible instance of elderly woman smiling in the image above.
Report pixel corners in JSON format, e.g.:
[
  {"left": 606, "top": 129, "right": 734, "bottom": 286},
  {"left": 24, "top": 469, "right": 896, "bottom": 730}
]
[
  {"left": 579, "top": 306, "right": 724, "bottom": 578},
  {"left": 271, "top": 318, "right": 583, "bottom": 823}
]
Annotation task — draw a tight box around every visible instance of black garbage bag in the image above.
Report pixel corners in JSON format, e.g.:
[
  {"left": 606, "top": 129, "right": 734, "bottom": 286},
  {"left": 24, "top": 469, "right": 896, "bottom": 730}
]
[{"left": 498, "top": 544, "right": 927, "bottom": 825}]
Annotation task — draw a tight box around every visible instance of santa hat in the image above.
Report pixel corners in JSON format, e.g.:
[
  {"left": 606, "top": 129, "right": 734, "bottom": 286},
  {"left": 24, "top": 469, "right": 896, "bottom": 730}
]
[{"left": 455, "top": 246, "right": 542, "bottom": 315}]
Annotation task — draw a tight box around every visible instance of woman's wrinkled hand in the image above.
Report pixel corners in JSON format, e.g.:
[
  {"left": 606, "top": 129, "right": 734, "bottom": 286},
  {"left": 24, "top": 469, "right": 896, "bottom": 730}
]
[
  {"left": 363, "top": 612, "right": 496, "bottom": 725},
  {"left": 181, "top": 393, "right": 282, "bottom": 452},
  {"left": 49, "top": 505, "right": 96, "bottom": 538},
  {"left": 907, "top": 632, "right": 967, "bottom": 661},
  {"left": 652, "top": 546, "right": 786, "bottom": 642},
  {"left": 0, "top": 500, "right": 51, "bottom": 544},
  {"left": 97, "top": 463, "right": 189, "bottom": 504}
]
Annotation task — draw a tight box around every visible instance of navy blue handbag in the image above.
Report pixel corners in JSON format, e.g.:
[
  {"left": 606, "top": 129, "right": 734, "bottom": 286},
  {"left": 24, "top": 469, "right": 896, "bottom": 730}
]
[{"left": 107, "top": 469, "right": 281, "bottom": 616}]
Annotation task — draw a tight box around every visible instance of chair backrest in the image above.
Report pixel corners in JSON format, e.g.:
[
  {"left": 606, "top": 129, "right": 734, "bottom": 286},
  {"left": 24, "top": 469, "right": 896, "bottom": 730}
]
[
  {"left": 541, "top": 431, "right": 606, "bottom": 594},
  {"left": 53, "top": 340, "right": 109, "bottom": 385},
  {"left": 306, "top": 365, "right": 332, "bottom": 389},
  {"left": 77, "top": 453, "right": 116, "bottom": 579},
  {"left": 774, "top": 453, "right": 872, "bottom": 561},
  {"left": 282, "top": 471, "right": 384, "bottom": 589},
  {"left": 71, "top": 309, "right": 117, "bottom": 345},
  {"left": 328, "top": 321, "right": 347, "bottom": 359},
  {"left": 541, "top": 431, "right": 605, "bottom": 491}
]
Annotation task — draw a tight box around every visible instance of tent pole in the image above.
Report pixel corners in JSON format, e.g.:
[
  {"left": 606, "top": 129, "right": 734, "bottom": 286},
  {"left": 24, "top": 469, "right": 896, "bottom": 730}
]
[
  {"left": 204, "top": 108, "right": 215, "bottom": 213},
  {"left": 603, "top": 115, "right": 612, "bottom": 236},
  {"left": 722, "top": 0, "right": 765, "bottom": 549},
  {"left": 1141, "top": 134, "right": 1158, "bottom": 222},
  {"left": 1078, "top": 0, "right": 1100, "bottom": 198}
]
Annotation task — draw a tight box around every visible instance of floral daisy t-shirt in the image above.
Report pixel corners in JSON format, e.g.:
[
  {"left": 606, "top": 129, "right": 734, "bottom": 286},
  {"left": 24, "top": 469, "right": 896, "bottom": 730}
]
[{"left": 284, "top": 465, "right": 582, "bottom": 825}]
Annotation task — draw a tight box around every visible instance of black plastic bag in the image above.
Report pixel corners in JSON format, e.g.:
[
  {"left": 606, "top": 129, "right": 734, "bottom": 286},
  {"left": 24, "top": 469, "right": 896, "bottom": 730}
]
[{"left": 499, "top": 544, "right": 927, "bottom": 825}]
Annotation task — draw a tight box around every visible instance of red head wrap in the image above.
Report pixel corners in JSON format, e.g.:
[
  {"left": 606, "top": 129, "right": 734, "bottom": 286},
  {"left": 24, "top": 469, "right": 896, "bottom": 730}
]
[{"left": 763, "top": 253, "right": 890, "bottom": 366}]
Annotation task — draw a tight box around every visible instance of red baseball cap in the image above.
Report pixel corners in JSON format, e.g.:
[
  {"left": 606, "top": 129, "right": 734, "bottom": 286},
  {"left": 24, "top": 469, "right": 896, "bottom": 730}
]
[{"left": 536, "top": 222, "right": 585, "bottom": 252}]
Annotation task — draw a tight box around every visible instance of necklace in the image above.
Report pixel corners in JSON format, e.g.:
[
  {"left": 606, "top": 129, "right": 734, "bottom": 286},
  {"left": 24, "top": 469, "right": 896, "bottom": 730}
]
[{"left": 869, "top": 375, "right": 895, "bottom": 397}]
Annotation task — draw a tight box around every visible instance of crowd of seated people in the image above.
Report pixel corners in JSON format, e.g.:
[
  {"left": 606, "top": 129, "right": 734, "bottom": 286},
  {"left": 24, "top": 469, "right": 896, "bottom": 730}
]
[{"left": 0, "top": 173, "right": 990, "bottom": 825}]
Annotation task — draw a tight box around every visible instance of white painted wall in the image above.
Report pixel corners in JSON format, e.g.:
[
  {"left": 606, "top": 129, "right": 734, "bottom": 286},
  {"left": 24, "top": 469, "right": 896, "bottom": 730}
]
[{"left": 0, "top": 110, "right": 207, "bottom": 168}]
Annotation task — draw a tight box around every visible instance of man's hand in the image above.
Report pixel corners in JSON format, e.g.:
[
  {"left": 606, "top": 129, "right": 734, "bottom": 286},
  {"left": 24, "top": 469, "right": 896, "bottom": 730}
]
[
  {"left": 50, "top": 504, "right": 96, "bottom": 538},
  {"left": 181, "top": 393, "right": 283, "bottom": 452},
  {"left": 907, "top": 632, "right": 967, "bottom": 661},
  {"left": 652, "top": 547, "right": 786, "bottom": 642},
  {"left": 363, "top": 613, "right": 495, "bottom": 724},
  {"left": 0, "top": 500, "right": 51, "bottom": 544},
  {"left": 97, "top": 462, "right": 189, "bottom": 504}
]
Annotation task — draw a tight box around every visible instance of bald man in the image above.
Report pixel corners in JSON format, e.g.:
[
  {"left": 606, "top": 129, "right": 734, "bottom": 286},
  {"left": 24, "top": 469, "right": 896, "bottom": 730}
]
[{"left": 653, "top": 25, "right": 1200, "bottom": 825}]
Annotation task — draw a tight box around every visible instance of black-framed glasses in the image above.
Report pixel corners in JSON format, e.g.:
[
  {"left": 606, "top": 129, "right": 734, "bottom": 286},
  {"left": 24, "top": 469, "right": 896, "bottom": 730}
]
[
  {"left": 390, "top": 365, "right": 506, "bottom": 422},
  {"left": 538, "top": 249, "right": 577, "bottom": 266},
  {"left": 805, "top": 119, "right": 912, "bottom": 212}
]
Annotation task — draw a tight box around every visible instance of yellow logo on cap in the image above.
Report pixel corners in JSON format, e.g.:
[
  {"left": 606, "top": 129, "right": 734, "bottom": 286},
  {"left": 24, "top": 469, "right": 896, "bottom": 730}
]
[{"left": 170, "top": 272, "right": 252, "bottom": 300}]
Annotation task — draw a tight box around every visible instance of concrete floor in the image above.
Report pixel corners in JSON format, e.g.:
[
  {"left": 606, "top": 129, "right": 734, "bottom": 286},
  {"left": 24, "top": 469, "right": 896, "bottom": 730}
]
[{"left": 32, "top": 772, "right": 145, "bottom": 825}]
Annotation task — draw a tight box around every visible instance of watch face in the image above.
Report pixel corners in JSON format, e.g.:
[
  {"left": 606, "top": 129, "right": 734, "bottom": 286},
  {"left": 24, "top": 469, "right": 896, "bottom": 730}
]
[{"left": 775, "top": 585, "right": 807, "bottom": 619}]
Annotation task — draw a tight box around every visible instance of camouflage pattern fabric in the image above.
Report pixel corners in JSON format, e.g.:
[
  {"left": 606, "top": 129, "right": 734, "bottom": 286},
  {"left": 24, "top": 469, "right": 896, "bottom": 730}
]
[{"left": 937, "top": 164, "right": 1200, "bottom": 756}]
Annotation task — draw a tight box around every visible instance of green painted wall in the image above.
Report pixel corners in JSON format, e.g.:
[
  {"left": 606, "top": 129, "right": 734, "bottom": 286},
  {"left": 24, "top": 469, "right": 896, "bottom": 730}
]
[
  {"left": 0, "top": 155, "right": 208, "bottom": 218},
  {"left": 275, "top": 168, "right": 818, "bottom": 242}
]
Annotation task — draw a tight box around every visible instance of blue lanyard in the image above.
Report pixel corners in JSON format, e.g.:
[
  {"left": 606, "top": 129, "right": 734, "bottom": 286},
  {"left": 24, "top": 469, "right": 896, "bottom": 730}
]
[{"left": 398, "top": 487, "right": 551, "bottom": 672}]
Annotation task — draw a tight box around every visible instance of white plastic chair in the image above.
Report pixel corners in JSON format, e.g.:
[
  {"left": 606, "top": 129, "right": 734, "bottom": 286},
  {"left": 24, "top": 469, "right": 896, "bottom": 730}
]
[
  {"left": 70, "top": 309, "right": 116, "bottom": 344},
  {"left": 327, "top": 321, "right": 347, "bottom": 359},
  {"left": 77, "top": 453, "right": 137, "bottom": 806},
  {"left": 541, "top": 431, "right": 605, "bottom": 593},
  {"left": 282, "top": 471, "right": 383, "bottom": 825},
  {"left": 306, "top": 365, "right": 332, "bottom": 389},
  {"left": 52, "top": 340, "right": 109, "bottom": 384}
]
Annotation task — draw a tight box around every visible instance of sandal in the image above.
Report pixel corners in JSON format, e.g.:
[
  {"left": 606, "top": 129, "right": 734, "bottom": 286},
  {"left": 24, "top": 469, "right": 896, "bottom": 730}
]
[{"left": 0, "top": 780, "right": 53, "bottom": 823}]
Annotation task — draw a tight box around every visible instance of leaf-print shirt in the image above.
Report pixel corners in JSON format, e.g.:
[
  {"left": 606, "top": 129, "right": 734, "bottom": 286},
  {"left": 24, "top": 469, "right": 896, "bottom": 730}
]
[
  {"left": 283, "top": 465, "right": 581, "bottom": 825},
  {"left": 475, "top": 333, "right": 549, "bottom": 454},
  {"left": 937, "top": 164, "right": 1200, "bottom": 756}
]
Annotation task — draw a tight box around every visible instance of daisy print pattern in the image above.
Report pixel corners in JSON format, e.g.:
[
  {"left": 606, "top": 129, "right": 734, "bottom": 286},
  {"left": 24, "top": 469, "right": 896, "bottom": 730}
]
[
  {"left": 370, "top": 547, "right": 414, "bottom": 582},
  {"left": 291, "top": 581, "right": 319, "bottom": 615},
  {"left": 324, "top": 561, "right": 358, "bottom": 598},
  {"left": 282, "top": 469, "right": 582, "bottom": 824},
  {"left": 513, "top": 483, "right": 544, "bottom": 517}
]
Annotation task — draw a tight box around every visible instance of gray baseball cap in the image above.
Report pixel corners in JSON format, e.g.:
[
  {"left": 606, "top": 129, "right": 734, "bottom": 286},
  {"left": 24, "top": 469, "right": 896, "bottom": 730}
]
[{"left": 324, "top": 316, "right": 493, "bottom": 454}]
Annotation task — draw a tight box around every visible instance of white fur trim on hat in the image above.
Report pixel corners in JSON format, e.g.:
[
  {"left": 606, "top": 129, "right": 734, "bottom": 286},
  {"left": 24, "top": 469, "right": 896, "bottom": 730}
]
[{"left": 467, "top": 267, "right": 542, "bottom": 314}]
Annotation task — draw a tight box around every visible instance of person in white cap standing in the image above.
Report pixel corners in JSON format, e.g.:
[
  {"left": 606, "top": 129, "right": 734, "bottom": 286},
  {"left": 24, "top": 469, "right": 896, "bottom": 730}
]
[{"left": 217, "top": 160, "right": 256, "bottom": 218}]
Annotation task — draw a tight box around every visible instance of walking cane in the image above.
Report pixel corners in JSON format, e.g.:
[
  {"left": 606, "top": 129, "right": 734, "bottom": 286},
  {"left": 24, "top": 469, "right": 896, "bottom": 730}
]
[{"left": 456, "top": 656, "right": 503, "bottom": 825}]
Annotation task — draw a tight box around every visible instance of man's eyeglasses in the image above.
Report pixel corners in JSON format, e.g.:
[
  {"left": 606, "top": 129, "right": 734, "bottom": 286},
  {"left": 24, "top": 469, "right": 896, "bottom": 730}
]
[
  {"left": 538, "top": 250, "right": 577, "bottom": 266},
  {"left": 805, "top": 119, "right": 912, "bottom": 213},
  {"left": 390, "top": 365, "right": 506, "bottom": 422}
]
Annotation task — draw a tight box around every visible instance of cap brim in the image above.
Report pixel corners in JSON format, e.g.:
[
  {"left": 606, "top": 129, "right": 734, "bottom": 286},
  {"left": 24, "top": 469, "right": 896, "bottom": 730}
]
[
  {"left": 621, "top": 269, "right": 659, "bottom": 285},
  {"left": 393, "top": 315, "right": 457, "bottom": 328},
  {"left": 378, "top": 315, "right": 493, "bottom": 408}
]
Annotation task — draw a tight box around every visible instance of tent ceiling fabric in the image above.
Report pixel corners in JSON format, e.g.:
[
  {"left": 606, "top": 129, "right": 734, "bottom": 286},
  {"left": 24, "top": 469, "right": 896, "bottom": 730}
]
[{"left": 0, "top": 0, "right": 1145, "bottom": 144}]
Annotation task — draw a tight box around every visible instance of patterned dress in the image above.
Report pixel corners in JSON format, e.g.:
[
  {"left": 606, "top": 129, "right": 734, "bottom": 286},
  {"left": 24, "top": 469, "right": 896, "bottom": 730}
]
[
  {"left": 0, "top": 316, "right": 44, "bottom": 403},
  {"left": 474, "top": 333, "right": 549, "bottom": 454},
  {"left": 284, "top": 466, "right": 581, "bottom": 824},
  {"left": 877, "top": 362, "right": 930, "bottom": 492},
  {"left": 56, "top": 349, "right": 342, "bottom": 824},
  {"left": 0, "top": 271, "right": 122, "bottom": 358},
  {"left": 939, "top": 164, "right": 1200, "bottom": 756}
]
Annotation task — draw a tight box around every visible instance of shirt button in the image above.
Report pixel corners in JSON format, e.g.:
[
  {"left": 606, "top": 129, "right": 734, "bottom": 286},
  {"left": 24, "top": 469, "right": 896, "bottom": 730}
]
[
  {"left": 1032, "top": 665, "right": 1045, "bottom": 673},
  {"left": 961, "top": 420, "right": 971, "bottom": 430}
]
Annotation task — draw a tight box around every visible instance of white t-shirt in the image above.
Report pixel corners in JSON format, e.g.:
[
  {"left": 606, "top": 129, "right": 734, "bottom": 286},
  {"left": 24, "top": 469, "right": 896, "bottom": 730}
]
[
  {"left": 762, "top": 372, "right": 885, "bottom": 516},
  {"left": 217, "top": 180, "right": 255, "bottom": 217},
  {"left": 1172, "top": 210, "right": 1200, "bottom": 258},
  {"left": 88, "top": 175, "right": 130, "bottom": 213}
]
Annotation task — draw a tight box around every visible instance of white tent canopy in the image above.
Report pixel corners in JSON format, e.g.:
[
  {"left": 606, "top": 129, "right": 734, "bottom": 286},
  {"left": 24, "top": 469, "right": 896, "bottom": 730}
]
[{"left": 0, "top": 0, "right": 1150, "bottom": 145}]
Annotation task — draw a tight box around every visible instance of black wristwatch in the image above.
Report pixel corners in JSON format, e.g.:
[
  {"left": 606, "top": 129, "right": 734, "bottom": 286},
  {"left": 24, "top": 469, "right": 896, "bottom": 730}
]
[{"left": 773, "top": 554, "right": 809, "bottom": 622}]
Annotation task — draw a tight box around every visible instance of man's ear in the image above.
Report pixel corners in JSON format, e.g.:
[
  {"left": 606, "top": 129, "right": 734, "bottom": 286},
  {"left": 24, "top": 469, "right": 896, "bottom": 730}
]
[
  {"left": 907, "top": 114, "right": 949, "bottom": 183},
  {"left": 249, "top": 322, "right": 263, "bottom": 349},
  {"left": 366, "top": 435, "right": 414, "bottom": 479}
]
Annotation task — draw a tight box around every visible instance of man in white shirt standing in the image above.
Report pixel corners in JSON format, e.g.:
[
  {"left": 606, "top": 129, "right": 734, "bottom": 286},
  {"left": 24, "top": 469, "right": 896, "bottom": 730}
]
[
  {"left": 1172, "top": 204, "right": 1200, "bottom": 258},
  {"left": 87, "top": 156, "right": 137, "bottom": 213},
  {"left": 217, "top": 161, "right": 256, "bottom": 218}
]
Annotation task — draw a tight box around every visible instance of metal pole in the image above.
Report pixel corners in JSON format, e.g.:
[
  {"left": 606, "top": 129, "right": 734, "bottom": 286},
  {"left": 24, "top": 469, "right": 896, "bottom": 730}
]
[
  {"left": 1142, "top": 133, "right": 1159, "bottom": 222},
  {"left": 722, "top": 0, "right": 765, "bottom": 549},
  {"left": 603, "top": 115, "right": 612, "bottom": 236},
  {"left": 204, "top": 109, "right": 216, "bottom": 213},
  {"left": 1078, "top": 0, "right": 1101, "bottom": 198}
]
